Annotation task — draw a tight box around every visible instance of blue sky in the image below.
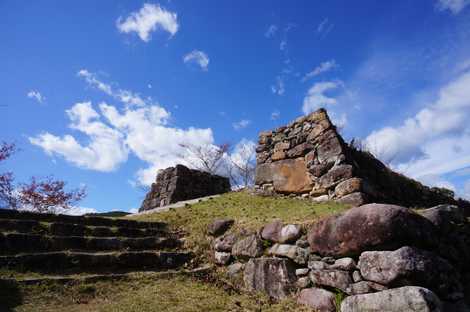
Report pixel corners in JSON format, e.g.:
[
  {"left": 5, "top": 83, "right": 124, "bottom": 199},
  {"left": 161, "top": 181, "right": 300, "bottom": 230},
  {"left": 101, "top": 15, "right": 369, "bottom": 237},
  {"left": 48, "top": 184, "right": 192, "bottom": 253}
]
[{"left": 2, "top": 0, "right": 470, "bottom": 213}]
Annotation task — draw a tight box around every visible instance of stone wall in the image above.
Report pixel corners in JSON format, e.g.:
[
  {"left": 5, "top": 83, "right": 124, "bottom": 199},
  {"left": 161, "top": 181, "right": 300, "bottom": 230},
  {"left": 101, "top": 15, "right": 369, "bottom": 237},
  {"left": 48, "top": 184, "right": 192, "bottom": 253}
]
[
  {"left": 255, "top": 108, "right": 464, "bottom": 208},
  {"left": 139, "top": 164, "right": 231, "bottom": 212},
  {"left": 207, "top": 204, "right": 470, "bottom": 311}
]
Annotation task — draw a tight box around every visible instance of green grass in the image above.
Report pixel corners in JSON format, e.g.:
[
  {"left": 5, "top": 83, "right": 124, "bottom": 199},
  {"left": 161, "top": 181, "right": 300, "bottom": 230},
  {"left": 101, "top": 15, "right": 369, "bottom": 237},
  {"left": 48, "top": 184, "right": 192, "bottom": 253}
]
[
  {"left": 3, "top": 191, "right": 348, "bottom": 312},
  {"left": 129, "top": 191, "right": 348, "bottom": 262},
  {"left": 6, "top": 274, "right": 312, "bottom": 312}
]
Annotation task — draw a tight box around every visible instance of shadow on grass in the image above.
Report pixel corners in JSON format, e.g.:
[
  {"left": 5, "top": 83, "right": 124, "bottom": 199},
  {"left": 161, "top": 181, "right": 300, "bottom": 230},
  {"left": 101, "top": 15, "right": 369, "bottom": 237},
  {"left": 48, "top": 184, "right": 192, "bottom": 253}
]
[{"left": 0, "top": 279, "right": 22, "bottom": 311}]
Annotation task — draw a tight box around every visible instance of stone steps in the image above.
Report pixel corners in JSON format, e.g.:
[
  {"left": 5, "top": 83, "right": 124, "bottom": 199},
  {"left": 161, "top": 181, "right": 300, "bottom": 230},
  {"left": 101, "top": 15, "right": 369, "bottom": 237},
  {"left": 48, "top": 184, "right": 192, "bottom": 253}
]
[
  {"left": 0, "top": 250, "right": 193, "bottom": 273},
  {"left": 0, "top": 208, "right": 166, "bottom": 229},
  {"left": 0, "top": 232, "right": 182, "bottom": 255},
  {"left": 0, "top": 209, "right": 193, "bottom": 276},
  {"left": 0, "top": 219, "right": 167, "bottom": 238}
]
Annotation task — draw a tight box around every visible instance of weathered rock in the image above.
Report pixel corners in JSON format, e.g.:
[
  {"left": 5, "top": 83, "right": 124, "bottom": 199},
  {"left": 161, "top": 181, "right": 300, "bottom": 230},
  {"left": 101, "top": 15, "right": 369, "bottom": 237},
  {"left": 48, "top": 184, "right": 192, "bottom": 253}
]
[
  {"left": 296, "top": 276, "right": 312, "bottom": 289},
  {"left": 308, "top": 203, "right": 438, "bottom": 257},
  {"left": 420, "top": 204, "right": 465, "bottom": 234},
  {"left": 139, "top": 164, "right": 230, "bottom": 212},
  {"left": 207, "top": 219, "right": 234, "bottom": 236},
  {"left": 297, "top": 287, "right": 336, "bottom": 312},
  {"left": 308, "top": 260, "right": 328, "bottom": 270},
  {"left": 227, "top": 262, "right": 244, "bottom": 276},
  {"left": 286, "top": 142, "right": 313, "bottom": 158},
  {"left": 213, "top": 233, "right": 237, "bottom": 252},
  {"left": 352, "top": 270, "right": 363, "bottom": 282},
  {"left": 278, "top": 224, "right": 301, "bottom": 243},
  {"left": 243, "top": 258, "right": 296, "bottom": 299},
  {"left": 296, "top": 236, "right": 309, "bottom": 248},
  {"left": 296, "top": 268, "right": 309, "bottom": 276},
  {"left": 255, "top": 159, "right": 313, "bottom": 194},
  {"left": 317, "top": 164, "right": 354, "bottom": 189},
  {"left": 261, "top": 221, "right": 301, "bottom": 244},
  {"left": 330, "top": 257, "right": 357, "bottom": 271},
  {"left": 335, "top": 192, "right": 368, "bottom": 207},
  {"left": 261, "top": 220, "right": 283, "bottom": 242},
  {"left": 335, "top": 178, "right": 363, "bottom": 197},
  {"left": 358, "top": 246, "right": 462, "bottom": 298},
  {"left": 309, "top": 269, "right": 353, "bottom": 292},
  {"left": 214, "top": 251, "right": 231, "bottom": 265},
  {"left": 340, "top": 286, "right": 442, "bottom": 312},
  {"left": 268, "top": 244, "right": 309, "bottom": 265},
  {"left": 232, "top": 234, "right": 264, "bottom": 259},
  {"left": 346, "top": 281, "right": 388, "bottom": 295}
]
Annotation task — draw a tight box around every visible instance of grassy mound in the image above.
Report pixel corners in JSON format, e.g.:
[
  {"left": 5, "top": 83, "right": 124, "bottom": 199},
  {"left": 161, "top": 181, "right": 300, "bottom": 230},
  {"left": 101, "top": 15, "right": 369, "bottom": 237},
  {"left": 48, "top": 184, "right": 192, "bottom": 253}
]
[
  {"left": 129, "top": 191, "right": 348, "bottom": 262},
  {"left": 4, "top": 191, "right": 348, "bottom": 311}
]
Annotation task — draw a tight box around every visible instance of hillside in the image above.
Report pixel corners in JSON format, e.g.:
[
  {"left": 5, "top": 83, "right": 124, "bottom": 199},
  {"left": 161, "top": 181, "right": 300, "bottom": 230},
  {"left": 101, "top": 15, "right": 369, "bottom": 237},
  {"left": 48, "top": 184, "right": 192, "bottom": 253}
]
[{"left": 2, "top": 192, "right": 348, "bottom": 312}]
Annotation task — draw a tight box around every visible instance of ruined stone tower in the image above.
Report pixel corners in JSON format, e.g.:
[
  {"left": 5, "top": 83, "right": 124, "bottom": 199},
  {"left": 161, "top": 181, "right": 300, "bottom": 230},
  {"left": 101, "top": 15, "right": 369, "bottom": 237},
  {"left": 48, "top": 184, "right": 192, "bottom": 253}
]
[{"left": 255, "top": 108, "right": 460, "bottom": 207}]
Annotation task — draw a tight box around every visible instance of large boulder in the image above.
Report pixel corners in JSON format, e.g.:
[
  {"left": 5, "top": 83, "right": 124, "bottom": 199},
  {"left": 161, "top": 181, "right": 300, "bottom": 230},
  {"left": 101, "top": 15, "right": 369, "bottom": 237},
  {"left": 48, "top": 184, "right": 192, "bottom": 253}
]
[
  {"left": 243, "top": 258, "right": 297, "bottom": 299},
  {"left": 308, "top": 203, "right": 438, "bottom": 257},
  {"left": 232, "top": 234, "right": 264, "bottom": 259},
  {"left": 358, "top": 246, "right": 462, "bottom": 299},
  {"left": 297, "top": 287, "right": 336, "bottom": 312},
  {"left": 340, "top": 286, "right": 442, "bottom": 312},
  {"left": 255, "top": 158, "right": 313, "bottom": 194}
]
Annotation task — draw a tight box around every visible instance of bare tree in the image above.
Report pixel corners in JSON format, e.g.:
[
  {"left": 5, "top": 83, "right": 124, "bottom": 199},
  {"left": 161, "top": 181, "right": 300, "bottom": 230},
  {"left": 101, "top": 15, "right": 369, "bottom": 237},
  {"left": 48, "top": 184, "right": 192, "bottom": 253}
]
[
  {"left": 178, "top": 143, "right": 230, "bottom": 175},
  {"left": 0, "top": 142, "right": 86, "bottom": 213},
  {"left": 229, "top": 141, "right": 256, "bottom": 188}
]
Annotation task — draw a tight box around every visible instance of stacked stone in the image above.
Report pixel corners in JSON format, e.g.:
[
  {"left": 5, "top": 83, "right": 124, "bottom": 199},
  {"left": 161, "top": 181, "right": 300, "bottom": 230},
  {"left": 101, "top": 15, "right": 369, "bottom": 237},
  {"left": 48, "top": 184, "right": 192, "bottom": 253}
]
[
  {"left": 208, "top": 203, "right": 470, "bottom": 312},
  {"left": 139, "top": 164, "right": 231, "bottom": 212},
  {"left": 255, "top": 108, "right": 464, "bottom": 208}
]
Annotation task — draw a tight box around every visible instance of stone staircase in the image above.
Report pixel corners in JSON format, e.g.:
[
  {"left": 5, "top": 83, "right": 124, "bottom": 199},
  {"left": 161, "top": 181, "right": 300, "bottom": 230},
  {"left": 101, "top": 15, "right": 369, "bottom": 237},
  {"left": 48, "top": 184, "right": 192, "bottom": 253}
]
[{"left": 0, "top": 209, "right": 192, "bottom": 277}]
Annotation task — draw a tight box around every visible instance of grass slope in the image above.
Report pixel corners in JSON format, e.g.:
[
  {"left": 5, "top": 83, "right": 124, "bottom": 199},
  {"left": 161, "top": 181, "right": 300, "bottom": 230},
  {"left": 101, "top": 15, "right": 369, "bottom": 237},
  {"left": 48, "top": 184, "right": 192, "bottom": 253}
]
[
  {"left": 130, "top": 191, "right": 348, "bottom": 262},
  {"left": 6, "top": 274, "right": 313, "bottom": 312},
  {"left": 4, "top": 191, "right": 348, "bottom": 312}
]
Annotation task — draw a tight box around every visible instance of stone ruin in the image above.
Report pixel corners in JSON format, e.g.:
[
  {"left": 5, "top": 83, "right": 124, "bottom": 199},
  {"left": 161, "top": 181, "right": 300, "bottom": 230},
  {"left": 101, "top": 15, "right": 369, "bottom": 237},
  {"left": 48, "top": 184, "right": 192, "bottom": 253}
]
[
  {"left": 208, "top": 203, "right": 470, "bottom": 311},
  {"left": 139, "top": 164, "right": 231, "bottom": 212},
  {"left": 255, "top": 108, "right": 464, "bottom": 208}
]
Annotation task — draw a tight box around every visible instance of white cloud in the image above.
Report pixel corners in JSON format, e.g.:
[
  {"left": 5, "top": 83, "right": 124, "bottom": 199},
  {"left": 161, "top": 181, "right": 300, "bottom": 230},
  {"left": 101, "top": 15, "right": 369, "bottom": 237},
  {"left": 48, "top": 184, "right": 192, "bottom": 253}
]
[
  {"left": 232, "top": 119, "right": 251, "bottom": 130},
  {"left": 31, "top": 72, "right": 215, "bottom": 186},
  {"left": 302, "top": 81, "right": 343, "bottom": 114},
  {"left": 317, "top": 18, "right": 334, "bottom": 37},
  {"left": 27, "top": 90, "right": 45, "bottom": 103},
  {"left": 436, "top": 0, "right": 470, "bottom": 14},
  {"left": 183, "top": 50, "right": 210, "bottom": 71},
  {"left": 280, "top": 40, "right": 287, "bottom": 51},
  {"left": 365, "top": 70, "right": 470, "bottom": 166},
  {"left": 30, "top": 102, "right": 129, "bottom": 172},
  {"left": 464, "top": 180, "right": 470, "bottom": 199},
  {"left": 116, "top": 3, "right": 179, "bottom": 42},
  {"left": 265, "top": 25, "right": 278, "bottom": 38},
  {"left": 129, "top": 207, "right": 139, "bottom": 214},
  {"left": 271, "top": 76, "right": 285, "bottom": 95},
  {"left": 78, "top": 69, "right": 168, "bottom": 114},
  {"left": 271, "top": 110, "right": 280, "bottom": 120},
  {"left": 63, "top": 206, "right": 98, "bottom": 216},
  {"left": 302, "top": 60, "right": 338, "bottom": 82}
]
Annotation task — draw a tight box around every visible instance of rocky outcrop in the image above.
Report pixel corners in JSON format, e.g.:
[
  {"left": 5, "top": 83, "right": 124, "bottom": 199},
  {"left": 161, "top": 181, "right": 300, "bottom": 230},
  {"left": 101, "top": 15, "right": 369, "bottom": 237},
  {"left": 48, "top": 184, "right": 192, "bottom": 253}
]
[
  {"left": 254, "top": 108, "right": 464, "bottom": 208},
  {"left": 340, "top": 286, "right": 442, "bottom": 312},
  {"left": 139, "top": 164, "right": 230, "bottom": 212},
  {"left": 307, "top": 203, "right": 438, "bottom": 257}
]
